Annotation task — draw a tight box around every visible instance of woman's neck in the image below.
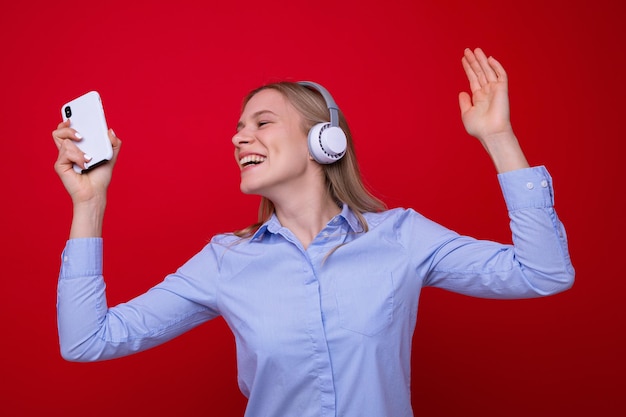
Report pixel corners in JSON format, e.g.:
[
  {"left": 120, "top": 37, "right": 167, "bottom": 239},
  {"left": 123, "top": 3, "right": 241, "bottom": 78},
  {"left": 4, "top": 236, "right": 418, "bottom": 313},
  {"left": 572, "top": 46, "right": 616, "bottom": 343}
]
[{"left": 273, "top": 194, "right": 341, "bottom": 250}]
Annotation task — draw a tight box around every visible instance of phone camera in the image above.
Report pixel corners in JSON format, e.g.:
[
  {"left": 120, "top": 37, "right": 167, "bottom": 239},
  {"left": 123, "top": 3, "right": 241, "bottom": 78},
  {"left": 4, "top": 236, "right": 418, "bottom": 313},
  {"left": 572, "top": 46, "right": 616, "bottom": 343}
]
[{"left": 64, "top": 106, "right": 72, "bottom": 118}]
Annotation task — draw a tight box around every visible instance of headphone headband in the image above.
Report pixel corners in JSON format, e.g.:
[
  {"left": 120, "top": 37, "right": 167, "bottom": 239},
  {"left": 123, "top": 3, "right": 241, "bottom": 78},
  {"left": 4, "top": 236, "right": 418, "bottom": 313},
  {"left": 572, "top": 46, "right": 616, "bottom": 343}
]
[
  {"left": 297, "top": 81, "right": 340, "bottom": 128},
  {"left": 297, "top": 81, "right": 347, "bottom": 164}
]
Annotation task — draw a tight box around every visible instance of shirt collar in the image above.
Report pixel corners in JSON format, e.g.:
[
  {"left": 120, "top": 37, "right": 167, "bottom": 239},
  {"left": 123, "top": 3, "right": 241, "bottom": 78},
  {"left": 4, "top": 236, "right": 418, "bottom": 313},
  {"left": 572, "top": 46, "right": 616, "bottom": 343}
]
[
  {"left": 250, "top": 203, "right": 363, "bottom": 241},
  {"left": 338, "top": 203, "right": 363, "bottom": 233}
]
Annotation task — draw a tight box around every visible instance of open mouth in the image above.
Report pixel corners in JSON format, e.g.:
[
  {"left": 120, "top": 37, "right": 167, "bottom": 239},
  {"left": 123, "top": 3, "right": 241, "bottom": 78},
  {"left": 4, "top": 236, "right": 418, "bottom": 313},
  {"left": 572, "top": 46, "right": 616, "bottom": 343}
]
[{"left": 240, "top": 155, "right": 266, "bottom": 168}]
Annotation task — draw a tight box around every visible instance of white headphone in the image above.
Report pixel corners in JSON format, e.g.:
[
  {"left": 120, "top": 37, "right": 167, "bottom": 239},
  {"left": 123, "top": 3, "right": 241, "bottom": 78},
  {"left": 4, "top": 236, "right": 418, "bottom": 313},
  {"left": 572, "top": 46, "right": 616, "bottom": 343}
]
[{"left": 298, "top": 81, "right": 347, "bottom": 164}]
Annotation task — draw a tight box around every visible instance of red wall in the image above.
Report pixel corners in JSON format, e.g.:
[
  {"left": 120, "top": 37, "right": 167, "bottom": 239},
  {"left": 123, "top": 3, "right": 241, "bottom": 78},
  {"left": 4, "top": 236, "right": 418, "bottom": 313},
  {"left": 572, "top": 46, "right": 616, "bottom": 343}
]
[{"left": 1, "top": 0, "right": 624, "bottom": 415}]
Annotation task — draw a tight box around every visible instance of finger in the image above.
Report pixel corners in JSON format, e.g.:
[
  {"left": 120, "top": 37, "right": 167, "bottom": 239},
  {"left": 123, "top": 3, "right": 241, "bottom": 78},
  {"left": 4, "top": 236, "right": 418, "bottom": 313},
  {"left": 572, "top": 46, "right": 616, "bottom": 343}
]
[
  {"left": 52, "top": 123, "right": 84, "bottom": 149},
  {"left": 52, "top": 126, "right": 83, "bottom": 140},
  {"left": 55, "top": 136, "right": 92, "bottom": 171},
  {"left": 107, "top": 128, "right": 122, "bottom": 166},
  {"left": 56, "top": 119, "right": 71, "bottom": 130},
  {"left": 487, "top": 56, "right": 508, "bottom": 83},
  {"left": 473, "top": 48, "right": 498, "bottom": 83},
  {"left": 462, "top": 55, "right": 481, "bottom": 94},
  {"left": 53, "top": 119, "right": 71, "bottom": 145},
  {"left": 108, "top": 128, "right": 121, "bottom": 148},
  {"left": 52, "top": 129, "right": 83, "bottom": 150},
  {"left": 465, "top": 47, "right": 498, "bottom": 88},
  {"left": 458, "top": 91, "right": 472, "bottom": 115},
  {"left": 463, "top": 48, "right": 488, "bottom": 88}
]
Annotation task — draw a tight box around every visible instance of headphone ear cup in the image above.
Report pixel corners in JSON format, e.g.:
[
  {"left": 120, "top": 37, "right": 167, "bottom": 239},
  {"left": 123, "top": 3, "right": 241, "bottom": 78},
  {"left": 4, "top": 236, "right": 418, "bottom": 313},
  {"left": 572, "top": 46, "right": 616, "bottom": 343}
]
[{"left": 308, "top": 122, "right": 347, "bottom": 164}]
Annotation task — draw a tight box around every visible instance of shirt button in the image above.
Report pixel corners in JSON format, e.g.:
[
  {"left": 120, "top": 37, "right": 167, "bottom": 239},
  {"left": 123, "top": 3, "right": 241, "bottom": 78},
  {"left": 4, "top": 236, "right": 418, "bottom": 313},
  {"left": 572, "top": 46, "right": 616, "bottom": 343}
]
[
  {"left": 63, "top": 256, "right": 69, "bottom": 262},
  {"left": 541, "top": 180, "right": 548, "bottom": 188},
  {"left": 526, "top": 182, "right": 534, "bottom": 190},
  {"left": 322, "top": 232, "right": 330, "bottom": 238}
]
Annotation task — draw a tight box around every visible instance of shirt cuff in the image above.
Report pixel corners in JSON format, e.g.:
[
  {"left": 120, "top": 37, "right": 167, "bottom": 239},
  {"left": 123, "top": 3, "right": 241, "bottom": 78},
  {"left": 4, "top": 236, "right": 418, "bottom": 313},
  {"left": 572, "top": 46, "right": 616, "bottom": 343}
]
[
  {"left": 497, "top": 166, "right": 554, "bottom": 211},
  {"left": 60, "top": 238, "right": 103, "bottom": 280}
]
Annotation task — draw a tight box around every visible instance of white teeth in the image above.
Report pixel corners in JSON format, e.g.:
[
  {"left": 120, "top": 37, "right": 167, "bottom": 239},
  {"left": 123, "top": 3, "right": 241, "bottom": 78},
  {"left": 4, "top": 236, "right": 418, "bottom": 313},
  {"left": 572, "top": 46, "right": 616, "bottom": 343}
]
[{"left": 239, "top": 155, "right": 266, "bottom": 166}]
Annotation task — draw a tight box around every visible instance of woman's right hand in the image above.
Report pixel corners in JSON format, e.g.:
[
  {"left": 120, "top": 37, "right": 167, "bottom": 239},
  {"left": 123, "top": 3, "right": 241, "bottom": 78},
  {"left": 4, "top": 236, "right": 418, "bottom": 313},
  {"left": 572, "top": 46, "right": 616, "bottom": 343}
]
[
  {"left": 53, "top": 120, "right": 121, "bottom": 238},
  {"left": 52, "top": 120, "right": 122, "bottom": 205}
]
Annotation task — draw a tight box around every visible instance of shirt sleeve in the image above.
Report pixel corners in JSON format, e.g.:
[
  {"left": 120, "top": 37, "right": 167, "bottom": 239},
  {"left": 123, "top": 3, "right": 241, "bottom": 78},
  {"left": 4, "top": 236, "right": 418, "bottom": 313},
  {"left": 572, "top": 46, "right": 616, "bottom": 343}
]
[
  {"left": 57, "top": 238, "right": 220, "bottom": 362},
  {"left": 421, "top": 166, "right": 574, "bottom": 298}
]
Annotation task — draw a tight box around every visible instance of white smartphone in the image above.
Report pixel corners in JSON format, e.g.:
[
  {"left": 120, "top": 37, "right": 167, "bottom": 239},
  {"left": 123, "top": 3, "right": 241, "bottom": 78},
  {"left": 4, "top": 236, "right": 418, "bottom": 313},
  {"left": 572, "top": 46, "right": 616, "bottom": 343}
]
[{"left": 61, "top": 91, "right": 113, "bottom": 173}]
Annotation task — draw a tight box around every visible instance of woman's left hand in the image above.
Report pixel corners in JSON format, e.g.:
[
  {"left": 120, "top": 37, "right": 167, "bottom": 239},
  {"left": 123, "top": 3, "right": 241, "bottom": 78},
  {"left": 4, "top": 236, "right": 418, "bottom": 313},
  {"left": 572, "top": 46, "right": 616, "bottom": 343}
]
[
  {"left": 459, "top": 48, "right": 513, "bottom": 141},
  {"left": 458, "top": 48, "right": 529, "bottom": 173}
]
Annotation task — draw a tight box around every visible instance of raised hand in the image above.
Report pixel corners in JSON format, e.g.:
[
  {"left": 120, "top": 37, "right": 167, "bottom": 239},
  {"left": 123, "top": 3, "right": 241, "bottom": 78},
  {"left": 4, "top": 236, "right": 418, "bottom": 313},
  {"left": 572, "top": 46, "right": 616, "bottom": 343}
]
[
  {"left": 458, "top": 48, "right": 529, "bottom": 173},
  {"left": 52, "top": 120, "right": 122, "bottom": 237}
]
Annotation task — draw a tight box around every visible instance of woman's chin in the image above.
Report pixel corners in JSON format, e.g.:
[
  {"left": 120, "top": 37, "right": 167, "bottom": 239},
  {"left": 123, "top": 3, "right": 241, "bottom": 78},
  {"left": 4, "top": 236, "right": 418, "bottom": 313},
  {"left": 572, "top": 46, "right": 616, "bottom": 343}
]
[{"left": 239, "top": 182, "right": 261, "bottom": 196}]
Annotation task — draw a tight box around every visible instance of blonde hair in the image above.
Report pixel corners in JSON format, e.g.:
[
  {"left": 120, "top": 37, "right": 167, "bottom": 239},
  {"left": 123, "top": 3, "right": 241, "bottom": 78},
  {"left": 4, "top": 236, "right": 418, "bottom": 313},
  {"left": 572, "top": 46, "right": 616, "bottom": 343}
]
[{"left": 234, "top": 82, "right": 386, "bottom": 238}]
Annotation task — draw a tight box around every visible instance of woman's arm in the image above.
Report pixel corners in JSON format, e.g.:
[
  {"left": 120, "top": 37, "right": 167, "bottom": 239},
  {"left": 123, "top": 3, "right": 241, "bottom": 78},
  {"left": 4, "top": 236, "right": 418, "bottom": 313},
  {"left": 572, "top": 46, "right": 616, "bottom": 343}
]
[
  {"left": 418, "top": 49, "right": 574, "bottom": 297},
  {"left": 57, "top": 239, "right": 219, "bottom": 361}
]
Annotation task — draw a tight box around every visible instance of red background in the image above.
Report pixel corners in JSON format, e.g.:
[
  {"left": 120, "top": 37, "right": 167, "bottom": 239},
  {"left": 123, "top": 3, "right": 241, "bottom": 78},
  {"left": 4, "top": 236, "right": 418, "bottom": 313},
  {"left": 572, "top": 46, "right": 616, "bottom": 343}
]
[{"left": 1, "top": 0, "right": 624, "bottom": 415}]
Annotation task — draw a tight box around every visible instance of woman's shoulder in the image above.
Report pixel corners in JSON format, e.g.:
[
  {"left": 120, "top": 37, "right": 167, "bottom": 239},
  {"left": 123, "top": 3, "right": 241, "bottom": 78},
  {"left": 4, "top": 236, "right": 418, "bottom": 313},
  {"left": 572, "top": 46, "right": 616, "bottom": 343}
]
[
  {"left": 362, "top": 207, "right": 426, "bottom": 229},
  {"left": 209, "top": 232, "right": 250, "bottom": 247}
]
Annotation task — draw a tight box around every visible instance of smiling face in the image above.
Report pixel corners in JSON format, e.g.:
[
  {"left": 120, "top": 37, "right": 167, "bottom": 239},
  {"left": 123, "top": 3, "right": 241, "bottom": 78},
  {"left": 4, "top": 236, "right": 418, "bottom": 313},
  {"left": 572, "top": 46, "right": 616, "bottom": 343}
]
[{"left": 233, "top": 88, "right": 317, "bottom": 201}]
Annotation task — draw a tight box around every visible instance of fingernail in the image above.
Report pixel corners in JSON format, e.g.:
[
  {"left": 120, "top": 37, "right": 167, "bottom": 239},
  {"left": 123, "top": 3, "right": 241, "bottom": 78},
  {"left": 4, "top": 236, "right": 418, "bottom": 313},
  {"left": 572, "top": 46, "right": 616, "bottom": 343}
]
[
  {"left": 110, "top": 129, "right": 116, "bottom": 137},
  {"left": 84, "top": 154, "right": 92, "bottom": 161},
  {"left": 75, "top": 132, "right": 83, "bottom": 139}
]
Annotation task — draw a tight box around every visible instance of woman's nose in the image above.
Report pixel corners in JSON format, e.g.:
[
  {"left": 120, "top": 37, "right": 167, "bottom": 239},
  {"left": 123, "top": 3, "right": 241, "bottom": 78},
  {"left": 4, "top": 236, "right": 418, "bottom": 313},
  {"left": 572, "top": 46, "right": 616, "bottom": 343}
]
[{"left": 232, "top": 130, "right": 254, "bottom": 146}]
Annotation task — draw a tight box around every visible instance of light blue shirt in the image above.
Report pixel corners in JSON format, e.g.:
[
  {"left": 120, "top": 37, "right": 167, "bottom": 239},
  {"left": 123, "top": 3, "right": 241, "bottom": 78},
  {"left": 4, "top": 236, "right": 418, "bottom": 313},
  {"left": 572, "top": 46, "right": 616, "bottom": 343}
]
[{"left": 57, "top": 166, "right": 574, "bottom": 417}]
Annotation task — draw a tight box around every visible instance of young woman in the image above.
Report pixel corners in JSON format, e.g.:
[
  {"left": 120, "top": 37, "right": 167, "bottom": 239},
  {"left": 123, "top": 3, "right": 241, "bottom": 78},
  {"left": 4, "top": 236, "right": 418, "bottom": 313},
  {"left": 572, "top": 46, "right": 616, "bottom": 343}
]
[{"left": 53, "top": 48, "right": 574, "bottom": 417}]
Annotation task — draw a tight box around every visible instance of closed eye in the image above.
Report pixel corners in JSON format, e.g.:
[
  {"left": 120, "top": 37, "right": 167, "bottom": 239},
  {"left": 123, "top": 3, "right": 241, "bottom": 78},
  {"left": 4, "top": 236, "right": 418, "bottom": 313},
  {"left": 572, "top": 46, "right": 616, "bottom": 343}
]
[{"left": 236, "top": 110, "right": 278, "bottom": 132}]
